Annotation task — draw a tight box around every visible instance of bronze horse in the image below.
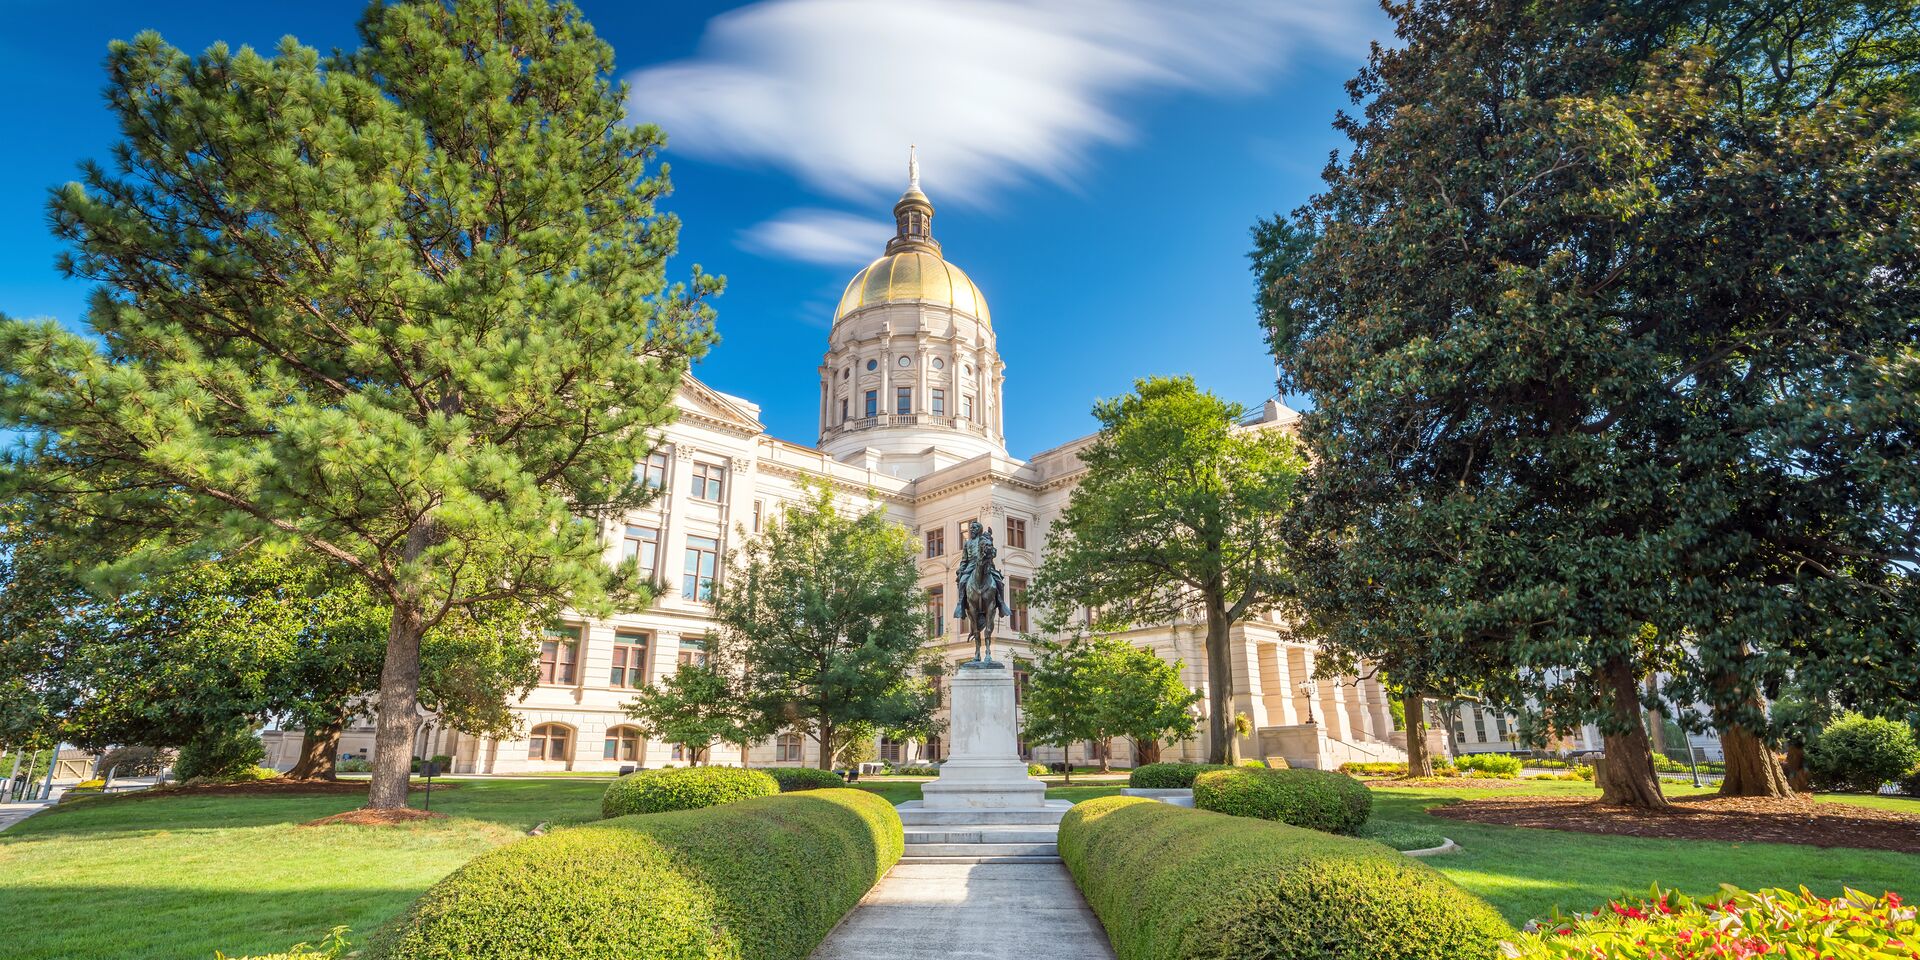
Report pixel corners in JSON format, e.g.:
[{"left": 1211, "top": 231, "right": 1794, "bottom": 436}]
[{"left": 960, "top": 552, "right": 1000, "bottom": 663}]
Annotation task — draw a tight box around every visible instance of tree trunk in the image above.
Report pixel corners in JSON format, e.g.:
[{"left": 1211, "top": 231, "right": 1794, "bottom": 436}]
[
  {"left": 1783, "top": 742, "right": 1811, "bottom": 792},
  {"left": 366, "top": 599, "right": 426, "bottom": 810},
  {"left": 817, "top": 721, "right": 835, "bottom": 771},
  {"left": 1719, "top": 723, "right": 1794, "bottom": 797},
  {"left": 1203, "top": 594, "right": 1234, "bottom": 764},
  {"left": 1595, "top": 657, "right": 1669, "bottom": 809},
  {"left": 1403, "top": 692, "right": 1433, "bottom": 778},
  {"left": 1098, "top": 738, "right": 1112, "bottom": 774},
  {"left": 288, "top": 719, "right": 343, "bottom": 781},
  {"left": 1644, "top": 676, "right": 1666, "bottom": 756}
]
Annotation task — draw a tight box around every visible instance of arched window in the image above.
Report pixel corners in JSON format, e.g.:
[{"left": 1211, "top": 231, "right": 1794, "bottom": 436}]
[
  {"left": 603, "top": 725, "right": 644, "bottom": 762},
  {"left": 528, "top": 723, "right": 573, "bottom": 762}
]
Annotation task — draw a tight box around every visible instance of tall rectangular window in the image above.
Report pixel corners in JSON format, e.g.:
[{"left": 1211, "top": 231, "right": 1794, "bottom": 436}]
[
  {"left": 753, "top": 500, "right": 763, "bottom": 533},
  {"left": 864, "top": 390, "right": 877, "bottom": 417},
  {"left": 928, "top": 586, "right": 945, "bottom": 636},
  {"left": 539, "top": 624, "right": 580, "bottom": 685},
  {"left": 622, "top": 525, "right": 659, "bottom": 574},
  {"left": 1009, "top": 576, "right": 1029, "bottom": 633},
  {"left": 640, "top": 450, "right": 669, "bottom": 489},
  {"left": 1014, "top": 667, "right": 1029, "bottom": 704},
  {"left": 959, "top": 518, "right": 976, "bottom": 544},
  {"left": 683, "top": 536, "right": 718, "bottom": 601},
  {"left": 1472, "top": 707, "right": 1488, "bottom": 742},
  {"left": 677, "top": 636, "right": 709, "bottom": 667},
  {"left": 925, "top": 528, "right": 944, "bottom": 558},
  {"left": 610, "top": 633, "right": 650, "bottom": 688},
  {"left": 962, "top": 395, "right": 975, "bottom": 421},
  {"left": 1006, "top": 517, "right": 1027, "bottom": 548},
  {"left": 775, "top": 732, "right": 803, "bottom": 763},
  {"left": 931, "top": 388, "right": 946, "bottom": 415},
  {"left": 840, "top": 398, "right": 849, "bottom": 423},
  {"left": 896, "top": 386, "right": 912, "bottom": 415},
  {"left": 690, "top": 462, "right": 724, "bottom": 502}
]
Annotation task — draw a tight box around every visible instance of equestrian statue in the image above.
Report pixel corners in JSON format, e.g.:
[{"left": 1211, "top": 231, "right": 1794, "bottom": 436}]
[{"left": 953, "top": 519, "right": 1012, "bottom": 663}]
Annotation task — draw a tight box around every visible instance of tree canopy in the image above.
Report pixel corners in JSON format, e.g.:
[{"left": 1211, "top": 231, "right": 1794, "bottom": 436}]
[
  {"left": 1258, "top": 0, "right": 1919, "bottom": 805},
  {"left": 0, "top": 0, "right": 715, "bottom": 806},
  {"left": 1032, "top": 375, "right": 1306, "bottom": 763},
  {"left": 1021, "top": 633, "right": 1200, "bottom": 774}
]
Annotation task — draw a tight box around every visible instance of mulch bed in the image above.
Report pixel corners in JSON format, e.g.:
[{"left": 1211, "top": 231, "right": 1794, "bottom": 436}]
[
  {"left": 126, "top": 778, "right": 460, "bottom": 799},
  {"left": 1361, "top": 776, "right": 1537, "bottom": 790},
  {"left": 1428, "top": 794, "right": 1920, "bottom": 854},
  {"left": 303, "top": 807, "right": 448, "bottom": 827}
]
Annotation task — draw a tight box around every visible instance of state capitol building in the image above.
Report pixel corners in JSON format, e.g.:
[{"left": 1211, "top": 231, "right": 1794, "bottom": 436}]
[{"left": 266, "top": 166, "right": 1424, "bottom": 775}]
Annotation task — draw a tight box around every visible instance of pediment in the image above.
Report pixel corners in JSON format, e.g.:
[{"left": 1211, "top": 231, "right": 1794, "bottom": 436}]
[{"left": 675, "top": 375, "right": 766, "bottom": 435}]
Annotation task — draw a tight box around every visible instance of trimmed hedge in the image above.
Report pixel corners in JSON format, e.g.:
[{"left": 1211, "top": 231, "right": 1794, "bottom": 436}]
[
  {"left": 375, "top": 789, "right": 902, "bottom": 960},
  {"left": 601, "top": 766, "right": 779, "bottom": 818},
  {"left": 1453, "top": 753, "right": 1522, "bottom": 777},
  {"left": 1192, "top": 767, "right": 1372, "bottom": 834},
  {"left": 765, "top": 767, "right": 844, "bottom": 792},
  {"left": 1059, "top": 796, "right": 1512, "bottom": 960},
  {"left": 1128, "top": 762, "right": 1231, "bottom": 789}
]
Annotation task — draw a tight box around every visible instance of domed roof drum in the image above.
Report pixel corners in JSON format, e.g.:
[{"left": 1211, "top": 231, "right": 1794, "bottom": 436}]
[{"left": 834, "top": 250, "right": 991, "bottom": 324}]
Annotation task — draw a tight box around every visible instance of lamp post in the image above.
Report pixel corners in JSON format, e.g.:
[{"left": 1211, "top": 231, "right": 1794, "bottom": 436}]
[{"left": 1297, "top": 678, "right": 1317, "bottom": 725}]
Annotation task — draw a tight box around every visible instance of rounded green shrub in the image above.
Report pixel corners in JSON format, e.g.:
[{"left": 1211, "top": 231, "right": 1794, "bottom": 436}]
[
  {"left": 1027, "top": 763, "right": 1048, "bottom": 776},
  {"left": 1237, "top": 759, "right": 1267, "bottom": 769},
  {"left": 765, "top": 767, "right": 844, "bottom": 792},
  {"left": 1127, "top": 762, "right": 1230, "bottom": 789},
  {"left": 375, "top": 789, "right": 902, "bottom": 960},
  {"left": 1192, "top": 767, "right": 1372, "bottom": 834},
  {"left": 1060, "top": 796, "right": 1510, "bottom": 960},
  {"left": 601, "top": 766, "right": 778, "bottom": 818},
  {"left": 1806, "top": 713, "right": 1920, "bottom": 793},
  {"left": 1452, "top": 753, "right": 1522, "bottom": 777},
  {"left": 174, "top": 726, "right": 267, "bottom": 782}
]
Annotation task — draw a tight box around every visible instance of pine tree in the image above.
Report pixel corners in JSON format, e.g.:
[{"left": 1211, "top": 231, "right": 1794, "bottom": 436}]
[{"left": 0, "top": 0, "right": 715, "bottom": 808}]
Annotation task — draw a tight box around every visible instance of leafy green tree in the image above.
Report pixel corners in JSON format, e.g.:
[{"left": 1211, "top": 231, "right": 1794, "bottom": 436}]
[
  {"left": 0, "top": 0, "right": 715, "bottom": 807},
  {"left": 1019, "top": 641, "right": 1100, "bottom": 780},
  {"left": 1031, "top": 376, "right": 1306, "bottom": 764},
  {"left": 1083, "top": 636, "right": 1200, "bottom": 772},
  {"left": 624, "top": 663, "right": 759, "bottom": 766},
  {"left": 1258, "top": 0, "right": 1919, "bottom": 806},
  {"left": 716, "top": 485, "right": 936, "bottom": 771}
]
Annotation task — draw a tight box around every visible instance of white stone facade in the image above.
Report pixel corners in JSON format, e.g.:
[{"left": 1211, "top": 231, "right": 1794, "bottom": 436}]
[{"left": 266, "top": 172, "right": 1406, "bottom": 775}]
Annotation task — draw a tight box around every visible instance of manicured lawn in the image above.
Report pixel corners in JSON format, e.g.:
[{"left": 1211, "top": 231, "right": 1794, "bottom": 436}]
[
  {"left": 0, "top": 779, "right": 606, "bottom": 960},
  {"left": 1369, "top": 783, "right": 1920, "bottom": 925}
]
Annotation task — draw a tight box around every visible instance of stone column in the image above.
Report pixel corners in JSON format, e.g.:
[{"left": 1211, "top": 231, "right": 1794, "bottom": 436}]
[{"left": 1259, "top": 642, "right": 1297, "bottom": 725}]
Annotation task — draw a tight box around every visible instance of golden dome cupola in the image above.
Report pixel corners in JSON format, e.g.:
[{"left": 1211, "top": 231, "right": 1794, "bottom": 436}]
[{"left": 817, "top": 149, "right": 1007, "bottom": 476}]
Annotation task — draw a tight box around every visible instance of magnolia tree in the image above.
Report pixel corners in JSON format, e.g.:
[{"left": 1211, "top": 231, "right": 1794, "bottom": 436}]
[
  {"left": 0, "top": 0, "right": 715, "bottom": 808},
  {"left": 1258, "top": 0, "right": 1919, "bottom": 806}
]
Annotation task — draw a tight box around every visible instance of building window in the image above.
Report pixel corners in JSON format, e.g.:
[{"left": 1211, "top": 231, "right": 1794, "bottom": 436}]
[
  {"left": 610, "top": 633, "right": 649, "bottom": 689},
  {"left": 962, "top": 395, "right": 975, "bottom": 421},
  {"left": 898, "top": 355, "right": 912, "bottom": 368},
  {"left": 925, "top": 735, "right": 943, "bottom": 760},
  {"left": 639, "top": 450, "right": 668, "bottom": 489},
  {"left": 1009, "top": 576, "right": 1029, "bottom": 632},
  {"left": 928, "top": 586, "right": 945, "bottom": 636},
  {"left": 776, "top": 732, "right": 804, "bottom": 763},
  {"left": 604, "top": 725, "right": 644, "bottom": 762},
  {"left": 925, "top": 528, "right": 944, "bottom": 558},
  {"left": 1007, "top": 517, "right": 1027, "bottom": 548},
  {"left": 866, "top": 359, "right": 877, "bottom": 371},
  {"left": 753, "top": 500, "right": 763, "bottom": 533},
  {"left": 959, "top": 518, "right": 976, "bottom": 543},
  {"left": 1014, "top": 666, "right": 1029, "bottom": 704},
  {"left": 1494, "top": 713, "right": 1509, "bottom": 739},
  {"left": 528, "top": 723, "right": 572, "bottom": 761},
  {"left": 931, "top": 389, "right": 946, "bottom": 415},
  {"left": 683, "top": 536, "right": 718, "bottom": 601},
  {"left": 690, "top": 462, "right": 725, "bottom": 502},
  {"left": 1017, "top": 737, "right": 1032, "bottom": 761},
  {"left": 932, "top": 357, "right": 945, "bottom": 370},
  {"left": 840, "top": 398, "right": 849, "bottom": 423},
  {"left": 539, "top": 625, "right": 580, "bottom": 685},
  {"left": 879, "top": 735, "right": 903, "bottom": 763},
  {"left": 623, "top": 525, "right": 659, "bottom": 574},
  {"left": 896, "top": 386, "right": 912, "bottom": 415},
  {"left": 864, "top": 390, "right": 878, "bottom": 417},
  {"left": 1472, "top": 707, "right": 1488, "bottom": 742},
  {"left": 678, "top": 636, "right": 709, "bottom": 667}
]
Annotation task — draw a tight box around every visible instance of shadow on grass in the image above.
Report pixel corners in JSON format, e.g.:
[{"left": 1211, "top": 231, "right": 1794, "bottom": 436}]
[{"left": 1368, "top": 789, "right": 1920, "bottom": 925}]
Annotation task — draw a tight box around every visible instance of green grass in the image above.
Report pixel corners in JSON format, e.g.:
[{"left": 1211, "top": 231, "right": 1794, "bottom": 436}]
[
  {"left": 0, "top": 779, "right": 607, "bottom": 960},
  {"left": 1367, "top": 783, "right": 1920, "bottom": 925}
]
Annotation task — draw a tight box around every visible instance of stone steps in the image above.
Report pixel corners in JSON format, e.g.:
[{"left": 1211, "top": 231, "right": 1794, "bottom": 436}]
[
  {"left": 905, "top": 825, "right": 1061, "bottom": 844},
  {"left": 895, "top": 799, "right": 1072, "bottom": 825},
  {"left": 903, "top": 840, "right": 1059, "bottom": 858},
  {"left": 894, "top": 800, "right": 1071, "bottom": 863},
  {"left": 895, "top": 854, "right": 1065, "bottom": 865}
]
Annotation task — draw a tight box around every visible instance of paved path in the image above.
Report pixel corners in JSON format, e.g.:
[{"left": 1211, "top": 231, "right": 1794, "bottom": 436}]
[
  {"left": 810, "top": 860, "right": 1115, "bottom": 960},
  {"left": 0, "top": 796, "right": 58, "bottom": 833}
]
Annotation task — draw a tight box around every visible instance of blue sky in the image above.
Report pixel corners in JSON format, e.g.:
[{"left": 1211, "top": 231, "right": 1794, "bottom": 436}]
[{"left": 0, "top": 0, "right": 1387, "bottom": 454}]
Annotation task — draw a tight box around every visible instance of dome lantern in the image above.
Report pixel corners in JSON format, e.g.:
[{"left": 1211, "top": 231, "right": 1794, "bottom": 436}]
[{"left": 888, "top": 145, "right": 938, "bottom": 256}]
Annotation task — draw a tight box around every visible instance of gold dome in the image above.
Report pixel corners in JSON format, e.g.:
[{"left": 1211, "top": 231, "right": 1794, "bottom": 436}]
[{"left": 834, "top": 250, "right": 991, "bottom": 324}]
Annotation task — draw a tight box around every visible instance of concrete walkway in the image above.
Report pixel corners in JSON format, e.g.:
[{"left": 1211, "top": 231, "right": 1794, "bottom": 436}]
[{"left": 810, "top": 860, "right": 1115, "bottom": 960}]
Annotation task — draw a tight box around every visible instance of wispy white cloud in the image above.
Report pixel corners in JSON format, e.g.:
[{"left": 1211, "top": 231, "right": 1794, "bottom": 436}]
[
  {"left": 737, "top": 208, "right": 893, "bottom": 266},
  {"left": 628, "top": 0, "right": 1381, "bottom": 206}
]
